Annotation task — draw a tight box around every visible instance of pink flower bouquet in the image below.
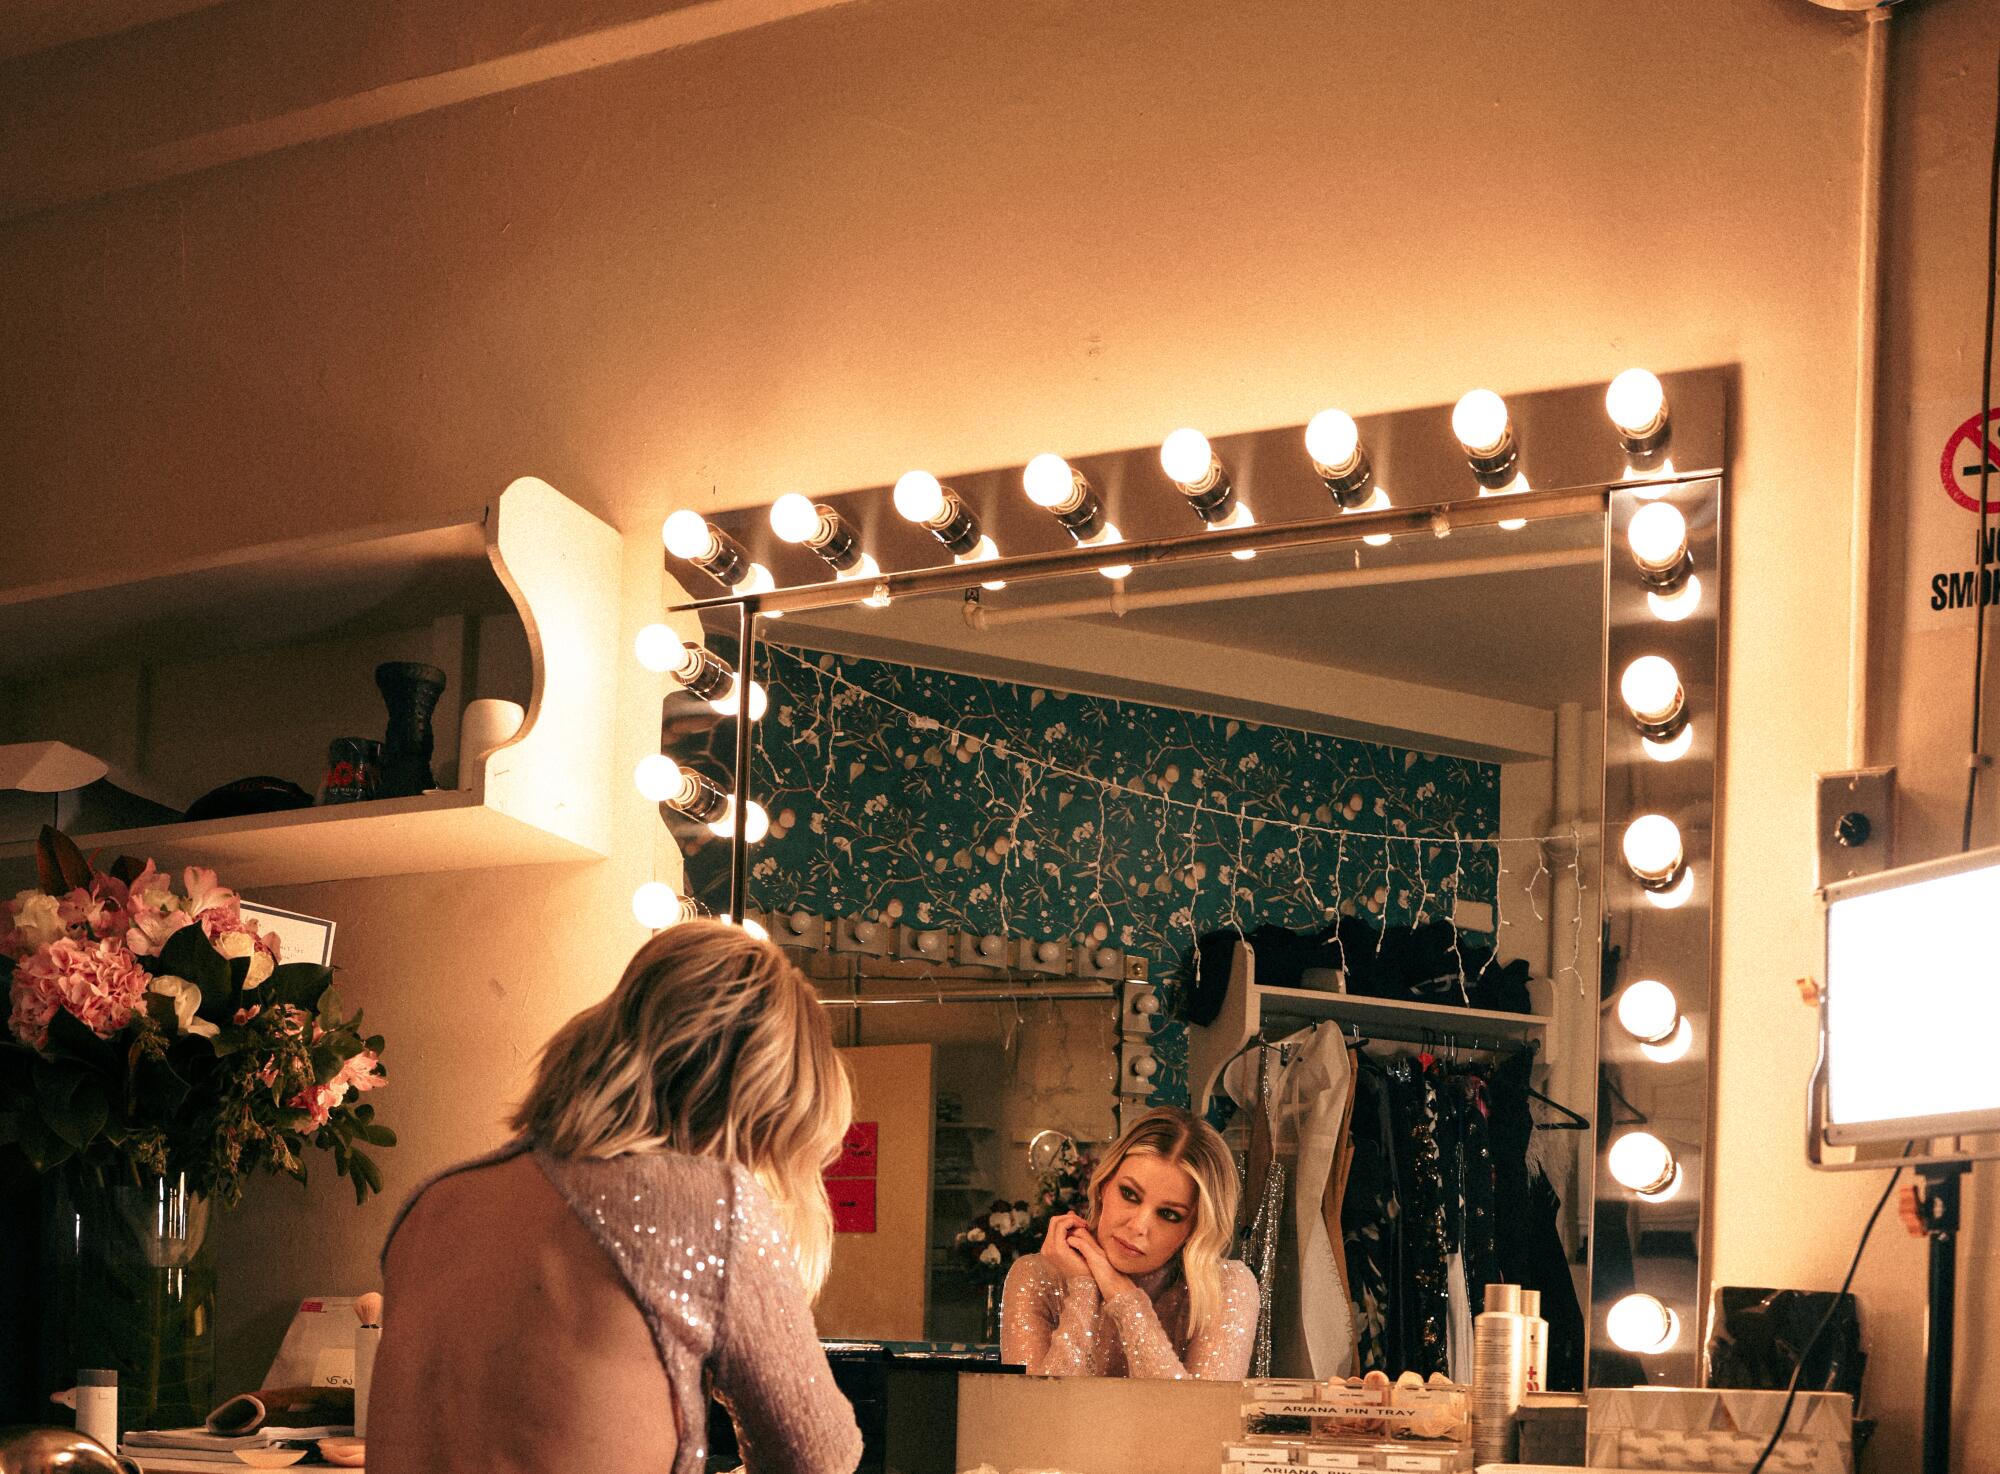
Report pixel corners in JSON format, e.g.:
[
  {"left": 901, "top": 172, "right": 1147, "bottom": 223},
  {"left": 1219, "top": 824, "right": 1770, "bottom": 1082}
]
[{"left": 0, "top": 827, "right": 394, "bottom": 1205}]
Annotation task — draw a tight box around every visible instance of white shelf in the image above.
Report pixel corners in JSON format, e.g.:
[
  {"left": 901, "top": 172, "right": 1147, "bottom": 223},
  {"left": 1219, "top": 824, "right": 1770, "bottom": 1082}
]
[
  {"left": 1188, "top": 941, "right": 1549, "bottom": 1112},
  {"left": 0, "top": 477, "right": 620, "bottom": 889}
]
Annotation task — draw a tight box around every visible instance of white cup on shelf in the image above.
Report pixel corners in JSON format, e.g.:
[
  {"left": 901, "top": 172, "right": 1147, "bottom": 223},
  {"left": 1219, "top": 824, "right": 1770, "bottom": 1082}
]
[{"left": 456, "top": 699, "right": 525, "bottom": 789}]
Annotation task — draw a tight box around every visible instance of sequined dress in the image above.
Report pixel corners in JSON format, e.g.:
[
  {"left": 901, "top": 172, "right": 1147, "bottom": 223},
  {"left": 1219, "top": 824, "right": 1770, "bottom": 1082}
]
[
  {"left": 998, "top": 1252, "right": 1260, "bottom": 1379},
  {"left": 380, "top": 1140, "right": 861, "bottom": 1474}
]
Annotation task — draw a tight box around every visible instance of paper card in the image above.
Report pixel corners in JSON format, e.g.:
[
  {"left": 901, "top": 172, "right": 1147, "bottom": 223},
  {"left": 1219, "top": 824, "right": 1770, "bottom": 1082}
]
[
  {"left": 241, "top": 903, "right": 337, "bottom": 967},
  {"left": 828, "top": 1178, "right": 877, "bottom": 1233},
  {"left": 267, "top": 1296, "right": 358, "bottom": 1387},
  {"left": 827, "top": 1121, "right": 878, "bottom": 1177}
]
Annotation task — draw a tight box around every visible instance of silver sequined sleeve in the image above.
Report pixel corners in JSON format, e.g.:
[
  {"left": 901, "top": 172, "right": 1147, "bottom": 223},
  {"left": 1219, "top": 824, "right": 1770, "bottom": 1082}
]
[
  {"left": 711, "top": 1166, "right": 864, "bottom": 1474},
  {"left": 1104, "top": 1260, "right": 1260, "bottom": 1380},
  {"left": 1000, "top": 1254, "right": 1103, "bottom": 1376}
]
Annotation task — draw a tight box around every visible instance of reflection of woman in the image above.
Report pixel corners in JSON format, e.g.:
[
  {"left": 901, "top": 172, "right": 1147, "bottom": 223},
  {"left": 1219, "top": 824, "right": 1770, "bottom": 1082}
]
[
  {"left": 370, "top": 922, "right": 862, "bottom": 1474},
  {"left": 1000, "top": 1106, "right": 1257, "bottom": 1379}
]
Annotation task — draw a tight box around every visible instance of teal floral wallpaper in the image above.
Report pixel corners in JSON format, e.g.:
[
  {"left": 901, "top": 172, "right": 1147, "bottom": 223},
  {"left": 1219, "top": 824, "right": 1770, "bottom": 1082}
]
[{"left": 744, "top": 643, "right": 1500, "bottom": 1107}]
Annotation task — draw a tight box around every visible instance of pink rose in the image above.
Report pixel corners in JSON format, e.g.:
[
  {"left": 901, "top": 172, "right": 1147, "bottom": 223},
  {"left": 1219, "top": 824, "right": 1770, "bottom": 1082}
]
[
  {"left": 126, "top": 906, "right": 193, "bottom": 958},
  {"left": 7, "top": 936, "right": 153, "bottom": 1050}
]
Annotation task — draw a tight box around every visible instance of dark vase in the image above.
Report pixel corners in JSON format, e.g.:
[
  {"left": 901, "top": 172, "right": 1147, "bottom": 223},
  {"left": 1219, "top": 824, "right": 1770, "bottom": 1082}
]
[
  {"left": 374, "top": 662, "right": 447, "bottom": 799},
  {"left": 38, "top": 1172, "right": 216, "bottom": 1439}
]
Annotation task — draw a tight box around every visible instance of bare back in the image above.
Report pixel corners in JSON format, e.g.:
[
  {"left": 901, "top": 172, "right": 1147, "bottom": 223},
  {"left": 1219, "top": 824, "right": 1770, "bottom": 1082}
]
[{"left": 369, "top": 1153, "right": 676, "bottom": 1474}]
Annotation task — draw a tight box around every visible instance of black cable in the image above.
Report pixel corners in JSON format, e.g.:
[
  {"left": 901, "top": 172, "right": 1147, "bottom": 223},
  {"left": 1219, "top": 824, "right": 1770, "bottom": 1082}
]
[
  {"left": 1745, "top": 1159, "right": 1907, "bottom": 1474},
  {"left": 1961, "top": 42, "right": 2000, "bottom": 853}
]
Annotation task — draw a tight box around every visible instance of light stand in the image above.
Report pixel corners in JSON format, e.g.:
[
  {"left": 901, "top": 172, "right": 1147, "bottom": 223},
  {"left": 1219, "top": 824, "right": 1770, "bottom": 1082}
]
[{"left": 1915, "top": 1162, "right": 1967, "bottom": 1474}]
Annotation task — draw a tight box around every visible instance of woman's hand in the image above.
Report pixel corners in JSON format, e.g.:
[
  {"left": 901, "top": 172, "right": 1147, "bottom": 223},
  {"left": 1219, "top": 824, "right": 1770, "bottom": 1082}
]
[
  {"left": 1068, "top": 1224, "right": 1137, "bottom": 1303},
  {"left": 1040, "top": 1213, "right": 1092, "bottom": 1279}
]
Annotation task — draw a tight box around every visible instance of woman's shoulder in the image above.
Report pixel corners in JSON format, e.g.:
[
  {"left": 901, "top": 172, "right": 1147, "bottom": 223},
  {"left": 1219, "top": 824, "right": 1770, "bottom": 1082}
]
[
  {"left": 379, "top": 1138, "right": 532, "bottom": 1266},
  {"left": 1217, "top": 1258, "right": 1260, "bottom": 1294},
  {"left": 1003, "top": 1252, "right": 1070, "bottom": 1290}
]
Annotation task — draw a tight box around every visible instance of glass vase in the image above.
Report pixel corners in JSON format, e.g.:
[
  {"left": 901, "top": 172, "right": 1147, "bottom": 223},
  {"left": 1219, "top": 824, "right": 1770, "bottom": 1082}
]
[{"left": 39, "top": 1171, "right": 217, "bottom": 1437}]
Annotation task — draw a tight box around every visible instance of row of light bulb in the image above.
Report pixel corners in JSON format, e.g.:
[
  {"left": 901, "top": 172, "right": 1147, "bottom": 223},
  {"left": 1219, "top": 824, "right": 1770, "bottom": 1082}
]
[
  {"left": 662, "top": 370, "right": 1677, "bottom": 595},
  {"left": 1601, "top": 475, "right": 1708, "bottom": 1358}
]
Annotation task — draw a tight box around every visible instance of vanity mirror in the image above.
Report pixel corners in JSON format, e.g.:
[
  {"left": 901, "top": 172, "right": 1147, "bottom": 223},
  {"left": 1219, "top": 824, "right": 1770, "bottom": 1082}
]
[{"left": 655, "top": 370, "right": 1724, "bottom": 1390}]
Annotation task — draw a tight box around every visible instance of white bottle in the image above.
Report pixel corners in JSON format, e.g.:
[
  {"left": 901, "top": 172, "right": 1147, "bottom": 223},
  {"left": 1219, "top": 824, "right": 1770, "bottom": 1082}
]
[
  {"left": 1521, "top": 1287, "right": 1549, "bottom": 1393},
  {"left": 354, "top": 1291, "right": 384, "bottom": 1439},
  {"left": 75, "top": 1368, "right": 118, "bottom": 1452},
  {"left": 1472, "top": 1283, "right": 1528, "bottom": 1465}
]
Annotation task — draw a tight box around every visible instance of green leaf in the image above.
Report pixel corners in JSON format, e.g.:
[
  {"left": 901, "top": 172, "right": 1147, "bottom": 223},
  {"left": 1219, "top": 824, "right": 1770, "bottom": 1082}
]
[
  {"left": 44, "top": 1010, "right": 119, "bottom": 1076},
  {"left": 310, "top": 1046, "right": 344, "bottom": 1087},
  {"left": 158, "top": 924, "right": 230, "bottom": 1003},
  {"left": 43, "top": 1077, "right": 109, "bottom": 1150},
  {"left": 209, "top": 1026, "right": 255, "bottom": 1057},
  {"left": 347, "top": 1147, "right": 383, "bottom": 1200},
  {"left": 351, "top": 1121, "right": 397, "bottom": 1147},
  {"left": 35, "top": 826, "right": 93, "bottom": 894},
  {"left": 316, "top": 985, "right": 344, "bottom": 1031},
  {"left": 13, "top": 1111, "right": 74, "bottom": 1172},
  {"left": 261, "top": 963, "right": 332, "bottom": 1012},
  {"left": 132, "top": 1053, "right": 192, "bottom": 1122}
]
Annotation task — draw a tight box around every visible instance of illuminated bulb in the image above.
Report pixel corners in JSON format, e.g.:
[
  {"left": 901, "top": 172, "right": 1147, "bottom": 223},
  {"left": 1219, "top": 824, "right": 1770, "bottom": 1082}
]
[
  {"left": 1620, "top": 656, "right": 1685, "bottom": 728},
  {"left": 635, "top": 754, "right": 682, "bottom": 802},
  {"left": 1213, "top": 501, "right": 1258, "bottom": 560},
  {"left": 770, "top": 492, "right": 826, "bottom": 544},
  {"left": 1607, "top": 1294, "right": 1681, "bottom": 1354},
  {"left": 1641, "top": 1017, "right": 1695, "bottom": 1063},
  {"left": 707, "top": 797, "right": 770, "bottom": 843},
  {"left": 1617, "top": 980, "right": 1682, "bottom": 1044},
  {"left": 1087, "top": 525, "right": 1133, "bottom": 581},
  {"left": 632, "top": 882, "right": 696, "bottom": 930},
  {"left": 1649, "top": 574, "right": 1704, "bottom": 622},
  {"left": 1305, "top": 409, "right": 1361, "bottom": 473},
  {"left": 1024, "top": 453, "right": 1080, "bottom": 509},
  {"left": 1607, "top": 369, "right": 1670, "bottom": 446},
  {"left": 635, "top": 623, "right": 681, "bottom": 673},
  {"left": 739, "top": 916, "right": 771, "bottom": 941},
  {"left": 1622, "top": 814, "right": 1684, "bottom": 885},
  {"left": 1608, "top": 1132, "right": 1680, "bottom": 1197},
  {"left": 1350, "top": 485, "right": 1394, "bottom": 546},
  {"left": 662, "top": 509, "right": 715, "bottom": 561},
  {"left": 893, "top": 470, "right": 947, "bottom": 524},
  {"left": 1160, "top": 428, "right": 1218, "bottom": 487},
  {"left": 1452, "top": 389, "right": 1511, "bottom": 457},
  {"left": 1646, "top": 868, "right": 1697, "bottom": 909},
  {"left": 1644, "top": 725, "right": 1696, "bottom": 762},
  {"left": 1628, "top": 502, "right": 1689, "bottom": 578},
  {"left": 707, "top": 679, "right": 769, "bottom": 723}
]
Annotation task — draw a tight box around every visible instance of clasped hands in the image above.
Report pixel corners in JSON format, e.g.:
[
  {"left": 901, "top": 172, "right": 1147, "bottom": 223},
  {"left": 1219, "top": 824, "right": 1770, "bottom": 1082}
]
[{"left": 1041, "top": 1212, "right": 1136, "bottom": 1301}]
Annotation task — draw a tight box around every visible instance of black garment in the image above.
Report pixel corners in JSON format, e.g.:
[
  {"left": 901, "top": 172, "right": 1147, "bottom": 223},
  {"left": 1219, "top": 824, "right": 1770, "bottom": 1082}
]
[
  {"left": 1339, "top": 1067, "right": 1402, "bottom": 1373},
  {"left": 1489, "top": 1049, "right": 1587, "bottom": 1390}
]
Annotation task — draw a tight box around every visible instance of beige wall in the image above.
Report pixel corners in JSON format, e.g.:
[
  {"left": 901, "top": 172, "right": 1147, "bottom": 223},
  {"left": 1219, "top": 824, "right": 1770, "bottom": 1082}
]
[
  {"left": 6, "top": 0, "right": 1999, "bottom": 1465},
  {"left": 819, "top": 1043, "right": 933, "bottom": 1341}
]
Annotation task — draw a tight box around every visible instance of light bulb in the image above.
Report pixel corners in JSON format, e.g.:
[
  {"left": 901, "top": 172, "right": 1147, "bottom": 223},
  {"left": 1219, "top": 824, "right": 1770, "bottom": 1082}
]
[
  {"left": 635, "top": 623, "right": 681, "bottom": 673},
  {"left": 738, "top": 916, "right": 771, "bottom": 941},
  {"left": 893, "top": 470, "right": 947, "bottom": 524},
  {"left": 635, "top": 754, "right": 683, "bottom": 802},
  {"left": 1607, "top": 369, "right": 1669, "bottom": 442},
  {"left": 1160, "top": 428, "right": 1216, "bottom": 487},
  {"left": 662, "top": 509, "right": 714, "bottom": 561},
  {"left": 1628, "top": 502, "right": 1688, "bottom": 575},
  {"left": 708, "top": 679, "right": 768, "bottom": 722},
  {"left": 1211, "top": 501, "right": 1257, "bottom": 559},
  {"left": 1617, "top": 980, "right": 1681, "bottom": 1044},
  {"left": 1645, "top": 867, "right": 1697, "bottom": 909},
  {"left": 632, "top": 882, "right": 694, "bottom": 929},
  {"left": 1024, "top": 453, "right": 1079, "bottom": 509},
  {"left": 1620, "top": 656, "right": 1685, "bottom": 727},
  {"left": 1644, "top": 725, "right": 1696, "bottom": 762},
  {"left": 1087, "top": 524, "right": 1133, "bottom": 580},
  {"left": 1622, "top": 814, "right": 1684, "bottom": 883},
  {"left": 770, "top": 493, "right": 825, "bottom": 544},
  {"left": 1305, "top": 409, "right": 1361, "bottom": 473},
  {"left": 708, "top": 797, "right": 770, "bottom": 843},
  {"left": 1608, "top": 1132, "right": 1679, "bottom": 1197},
  {"left": 1607, "top": 1294, "right": 1681, "bottom": 1354},
  {"left": 1641, "top": 1016, "right": 1695, "bottom": 1063},
  {"left": 1649, "top": 574, "right": 1704, "bottom": 622},
  {"left": 1452, "top": 389, "right": 1511, "bottom": 456},
  {"left": 1350, "top": 485, "right": 1394, "bottom": 546}
]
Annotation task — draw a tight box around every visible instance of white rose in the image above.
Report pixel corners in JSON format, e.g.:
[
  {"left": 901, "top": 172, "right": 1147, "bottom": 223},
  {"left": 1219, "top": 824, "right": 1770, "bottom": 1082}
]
[
  {"left": 979, "top": 1244, "right": 1002, "bottom": 1266},
  {"left": 148, "top": 975, "right": 220, "bottom": 1038},
  {"left": 214, "top": 931, "right": 274, "bottom": 989},
  {"left": 967, "top": 1227, "right": 986, "bottom": 1243},
  {"left": 10, "top": 892, "right": 67, "bottom": 951}
]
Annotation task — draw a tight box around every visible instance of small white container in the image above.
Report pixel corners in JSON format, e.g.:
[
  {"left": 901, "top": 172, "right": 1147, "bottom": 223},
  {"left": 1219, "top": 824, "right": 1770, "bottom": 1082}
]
[
  {"left": 456, "top": 698, "right": 525, "bottom": 789},
  {"left": 76, "top": 1368, "right": 118, "bottom": 1450}
]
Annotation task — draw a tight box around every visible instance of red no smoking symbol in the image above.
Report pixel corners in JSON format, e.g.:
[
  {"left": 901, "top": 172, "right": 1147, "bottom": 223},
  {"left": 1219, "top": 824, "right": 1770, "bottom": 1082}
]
[{"left": 1941, "top": 408, "right": 2000, "bottom": 513}]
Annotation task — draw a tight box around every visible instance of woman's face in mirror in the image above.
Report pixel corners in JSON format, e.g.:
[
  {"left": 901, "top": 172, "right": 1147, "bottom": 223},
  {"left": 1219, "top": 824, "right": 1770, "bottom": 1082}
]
[{"left": 1093, "top": 1150, "right": 1198, "bottom": 1276}]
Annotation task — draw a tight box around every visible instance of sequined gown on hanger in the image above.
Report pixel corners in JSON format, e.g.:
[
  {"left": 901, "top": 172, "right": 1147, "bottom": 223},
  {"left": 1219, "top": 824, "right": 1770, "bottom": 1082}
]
[{"left": 999, "top": 1253, "right": 1261, "bottom": 1378}]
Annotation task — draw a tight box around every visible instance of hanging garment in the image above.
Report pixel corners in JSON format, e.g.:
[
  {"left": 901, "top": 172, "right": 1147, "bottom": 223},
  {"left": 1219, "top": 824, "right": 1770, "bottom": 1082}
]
[
  {"left": 1489, "top": 1049, "right": 1586, "bottom": 1389},
  {"left": 1340, "top": 1065, "right": 1402, "bottom": 1374},
  {"left": 1268, "top": 1024, "right": 1356, "bottom": 1376}
]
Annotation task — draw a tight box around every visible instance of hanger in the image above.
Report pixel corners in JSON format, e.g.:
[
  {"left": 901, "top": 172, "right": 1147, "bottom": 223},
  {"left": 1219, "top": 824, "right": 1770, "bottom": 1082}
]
[{"left": 1527, "top": 1082, "right": 1591, "bottom": 1131}]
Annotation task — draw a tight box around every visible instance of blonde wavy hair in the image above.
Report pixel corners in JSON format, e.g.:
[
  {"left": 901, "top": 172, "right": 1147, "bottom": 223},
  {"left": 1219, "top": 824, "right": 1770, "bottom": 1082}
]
[
  {"left": 511, "top": 919, "right": 852, "bottom": 1296},
  {"left": 1086, "top": 1106, "right": 1240, "bottom": 1339}
]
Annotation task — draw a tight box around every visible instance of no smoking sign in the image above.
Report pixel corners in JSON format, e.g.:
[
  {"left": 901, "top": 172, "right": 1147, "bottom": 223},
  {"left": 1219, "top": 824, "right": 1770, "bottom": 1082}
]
[{"left": 1940, "top": 408, "right": 2000, "bottom": 514}]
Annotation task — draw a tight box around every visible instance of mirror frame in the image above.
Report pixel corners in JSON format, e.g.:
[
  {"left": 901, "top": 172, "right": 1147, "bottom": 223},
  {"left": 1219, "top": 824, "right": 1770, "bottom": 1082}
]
[{"left": 662, "top": 369, "right": 1727, "bottom": 1386}]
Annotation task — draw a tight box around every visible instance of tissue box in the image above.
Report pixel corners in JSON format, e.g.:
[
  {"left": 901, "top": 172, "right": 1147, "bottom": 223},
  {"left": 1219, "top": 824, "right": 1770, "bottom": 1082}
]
[{"left": 1587, "top": 1387, "right": 1853, "bottom": 1473}]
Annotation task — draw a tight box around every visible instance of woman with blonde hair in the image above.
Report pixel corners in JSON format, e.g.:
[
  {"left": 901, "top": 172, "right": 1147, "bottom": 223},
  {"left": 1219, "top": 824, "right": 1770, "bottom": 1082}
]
[
  {"left": 369, "top": 920, "right": 862, "bottom": 1474},
  {"left": 1000, "top": 1106, "right": 1257, "bottom": 1379}
]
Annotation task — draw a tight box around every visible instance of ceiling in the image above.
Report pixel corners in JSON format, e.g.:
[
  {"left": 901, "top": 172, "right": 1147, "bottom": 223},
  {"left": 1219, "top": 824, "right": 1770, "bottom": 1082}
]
[{"left": 0, "top": 0, "right": 228, "bottom": 61}]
